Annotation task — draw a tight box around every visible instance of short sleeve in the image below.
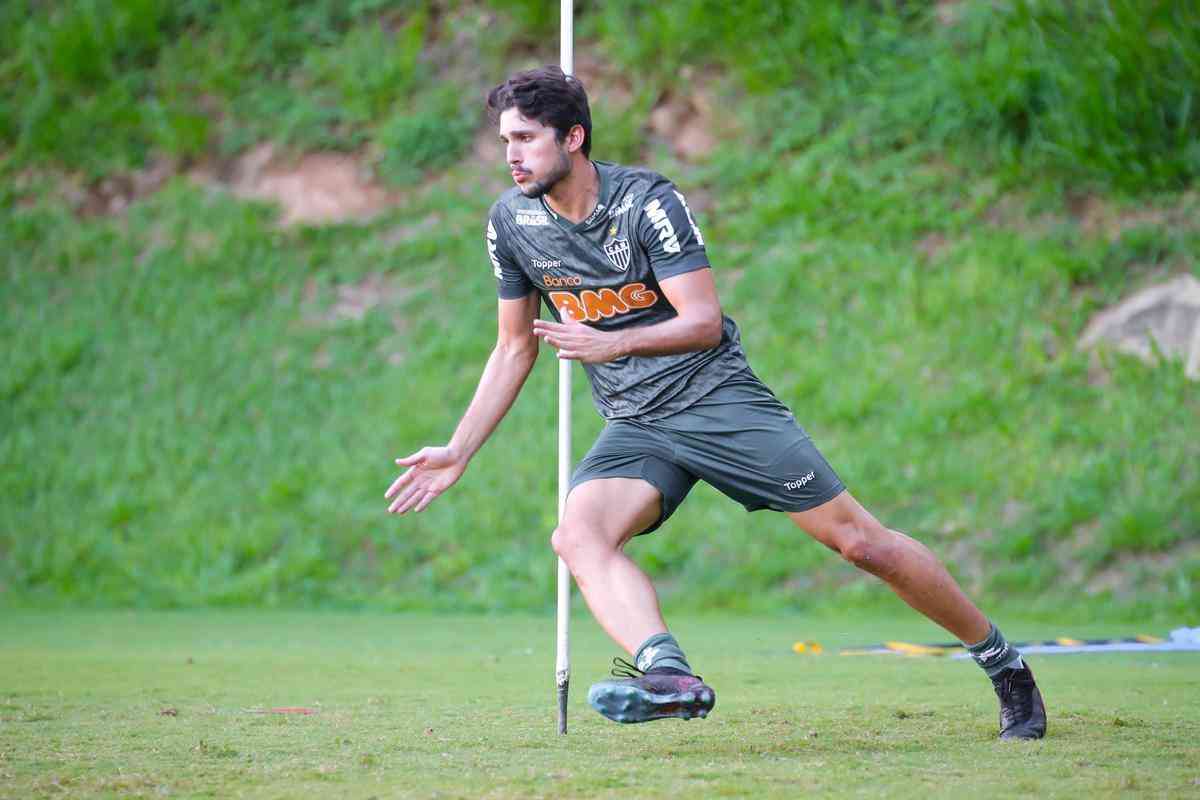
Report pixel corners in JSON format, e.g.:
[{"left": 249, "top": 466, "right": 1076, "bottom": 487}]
[
  {"left": 635, "top": 181, "right": 710, "bottom": 281},
  {"left": 486, "top": 207, "right": 533, "bottom": 299}
]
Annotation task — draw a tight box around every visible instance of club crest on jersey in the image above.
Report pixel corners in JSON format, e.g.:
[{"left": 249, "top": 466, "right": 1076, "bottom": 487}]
[{"left": 603, "top": 237, "right": 632, "bottom": 271}]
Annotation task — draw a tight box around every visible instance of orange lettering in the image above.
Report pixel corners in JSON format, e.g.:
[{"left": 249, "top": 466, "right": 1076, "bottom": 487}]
[
  {"left": 549, "top": 283, "right": 659, "bottom": 323},
  {"left": 618, "top": 282, "right": 658, "bottom": 310},
  {"left": 548, "top": 291, "right": 585, "bottom": 322},
  {"left": 581, "top": 288, "right": 630, "bottom": 320}
]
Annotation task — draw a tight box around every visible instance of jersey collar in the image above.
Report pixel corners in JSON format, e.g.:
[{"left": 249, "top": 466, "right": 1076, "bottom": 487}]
[{"left": 540, "top": 161, "right": 612, "bottom": 233}]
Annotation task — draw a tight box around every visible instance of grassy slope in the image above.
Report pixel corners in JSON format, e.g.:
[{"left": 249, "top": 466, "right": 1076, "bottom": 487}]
[
  {"left": 2, "top": 610, "right": 1199, "bottom": 798},
  {"left": 1, "top": 1, "right": 1198, "bottom": 614}
]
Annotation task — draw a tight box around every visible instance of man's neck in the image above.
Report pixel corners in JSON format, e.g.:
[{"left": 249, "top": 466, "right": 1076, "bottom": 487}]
[{"left": 543, "top": 158, "right": 599, "bottom": 224}]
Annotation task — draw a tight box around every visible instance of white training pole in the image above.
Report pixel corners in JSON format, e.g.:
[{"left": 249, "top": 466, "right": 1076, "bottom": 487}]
[{"left": 555, "top": 0, "right": 574, "bottom": 737}]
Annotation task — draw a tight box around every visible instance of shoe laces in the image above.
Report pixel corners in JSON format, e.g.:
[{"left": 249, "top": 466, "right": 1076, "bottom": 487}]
[
  {"left": 995, "top": 669, "right": 1033, "bottom": 722},
  {"left": 610, "top": 656, "right": 700, "bottom": 682},
  {"left": 610, "top": 656, "right": 644, "bottom": 679}
]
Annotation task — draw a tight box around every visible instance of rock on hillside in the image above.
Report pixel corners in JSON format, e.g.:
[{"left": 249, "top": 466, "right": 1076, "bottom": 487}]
[{"left": 1079, "top": 274, "right": 1200, "bottom": 379}]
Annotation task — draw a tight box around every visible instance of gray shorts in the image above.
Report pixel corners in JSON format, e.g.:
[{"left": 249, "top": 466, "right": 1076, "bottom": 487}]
[{"left": 570, "top": 369, "right": 845, "bottom": 534}]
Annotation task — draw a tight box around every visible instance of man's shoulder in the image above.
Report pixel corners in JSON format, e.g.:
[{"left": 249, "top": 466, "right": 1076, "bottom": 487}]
[{"left": 601, "top": 161, "right": 675, "bottom": 194}]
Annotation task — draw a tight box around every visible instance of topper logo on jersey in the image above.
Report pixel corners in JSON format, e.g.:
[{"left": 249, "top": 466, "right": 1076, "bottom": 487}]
[
  {"left": 549, "top": 283, "right": 659, "bottom": 323},
  {"left": 643, "top": 198, "right": 681, "bottom": 254},
  {"left": 531, "top": 257, "right": 563, "bottom": 270},
  {"left": 603, "top": 237, "right": 632, "bottom": 271}
]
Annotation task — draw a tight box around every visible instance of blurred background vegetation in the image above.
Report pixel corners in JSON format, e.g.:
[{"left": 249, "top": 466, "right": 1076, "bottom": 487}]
[{"left": 2, "top": 0, "right": 1197, "bottom": 617}]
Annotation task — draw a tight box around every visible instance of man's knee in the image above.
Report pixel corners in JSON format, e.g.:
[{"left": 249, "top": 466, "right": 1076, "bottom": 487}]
[
  {"left": 550, "top": 519, "right": 614, "bottom": 563},
  {"left": 832, "top": 520, "right": 897, "bottom": 577}
]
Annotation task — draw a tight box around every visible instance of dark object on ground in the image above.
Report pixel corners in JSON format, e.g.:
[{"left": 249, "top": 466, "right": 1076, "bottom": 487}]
[
  {"left": 587, "top": 658, "right": 715, "bottom": 724},
  {"left": 992, "top": 663, "right": 1047, "bottom": 740}
]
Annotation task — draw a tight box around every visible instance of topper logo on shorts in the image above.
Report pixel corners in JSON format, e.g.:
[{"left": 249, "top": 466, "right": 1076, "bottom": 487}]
[
  {"left": 784, "top": 471, "right": 816, "bottom": 491},
  {"left": 549, "top": 283, "right": 659, "bottom": 322}
]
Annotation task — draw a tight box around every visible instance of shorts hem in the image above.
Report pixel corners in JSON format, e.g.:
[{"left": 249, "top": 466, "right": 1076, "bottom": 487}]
[{"left": 568, "top": 464, "right": 674, "bottom": 536}]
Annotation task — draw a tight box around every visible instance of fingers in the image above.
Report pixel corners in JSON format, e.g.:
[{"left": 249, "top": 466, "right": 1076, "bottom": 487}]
[
  {"left": 532, "top": 317, "right": 584, "bottom": 336},
  {"left": 385, "top": 469, "right": 412, "bottom": 500},
  {"left": 412, "top": 489, "right": 439, "bottom": 513},
  {"left": 385, "top": 461, "right": 421, "bottom": 500},
  {"left": 394, "top": 450, "right": 428, "bottom": 467},
  {"left": 388, "top": 479, "right": 432, "bottom": 514}
]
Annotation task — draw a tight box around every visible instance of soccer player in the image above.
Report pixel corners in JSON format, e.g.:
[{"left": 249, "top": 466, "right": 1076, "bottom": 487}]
[{"left": 385, "top": 66, "right": 1046, "bottom": 740}]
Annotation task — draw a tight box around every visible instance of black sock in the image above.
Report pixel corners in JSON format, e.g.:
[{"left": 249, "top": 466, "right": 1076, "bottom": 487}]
[
  {"left": 966, "top": 623, "right": 1024, "bottom": 678},
  {"left": 633, "top": 632, "right": 693, "bottom": 674}
]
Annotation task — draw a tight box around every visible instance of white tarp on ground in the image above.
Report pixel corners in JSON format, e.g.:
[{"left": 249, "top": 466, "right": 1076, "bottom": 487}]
[{"left": 950, "top": 627, "right": 1200, "bottom": 658}]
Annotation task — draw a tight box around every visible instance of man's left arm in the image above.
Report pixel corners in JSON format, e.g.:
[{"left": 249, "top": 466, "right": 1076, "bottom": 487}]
[{"left": 532, "top": 268, "right": 723, "bottom": 362}]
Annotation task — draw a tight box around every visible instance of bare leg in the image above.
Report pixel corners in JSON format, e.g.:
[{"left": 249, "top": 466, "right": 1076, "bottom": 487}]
[
  {"left": 551, "top": 478, "right": 668, "bottom": 655},
  {"left": 789, "top": 491, "right": 990, "bottom": 643}
]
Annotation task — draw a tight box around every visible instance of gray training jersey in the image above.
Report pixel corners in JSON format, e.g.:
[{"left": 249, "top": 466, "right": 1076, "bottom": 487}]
[{"left": 486, "top": 160, "right": 750, "bottom": 421}]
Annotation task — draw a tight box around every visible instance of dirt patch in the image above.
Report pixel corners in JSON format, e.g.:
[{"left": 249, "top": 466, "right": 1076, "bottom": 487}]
[
  {"left": 48, "top": 157, "right": 180, "bottom": 217},
  {"left": 1067, "top": 193, "right": 1178, "bottom": 242},
  {"left": 1047, "top": 519, "right": 1102, "bottom": 590},
  {"left": 648, "top": 82, "right": 719, "bottom": 162},
  {"left": 303, "top": 272, "right": 413, "bottom": 325},
  {"left": 191, "top": 143, "right": 400, "bottom": 227},
  {"left": 1085, "top": 539, "right": 1200, "bottom": 600},
  {"left": 470, "top": 127, "right": 511, "bottom": 196},
  {"left": 916, "top": 232, "right": 949, "bottom": 262},
  {"left": 577, "top": 54, "right": 722, "bottom": 163},
  {"left": 987, "top": 190, "right": 1199, "bottom": 241},
  {"left": 935, "top": 0, "right": 965, "bottom": 25}
]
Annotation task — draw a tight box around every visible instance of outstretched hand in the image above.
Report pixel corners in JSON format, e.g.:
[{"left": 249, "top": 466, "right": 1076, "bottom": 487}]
[
  {"left": 532, "top": 316, "right": 623, "bottom": 363},
  {"left": 385, "top": 446, "right": 466, "bottom": 514}
]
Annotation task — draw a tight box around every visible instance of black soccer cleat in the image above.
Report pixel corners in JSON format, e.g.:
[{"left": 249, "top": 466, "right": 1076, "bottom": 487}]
[
  {"left": 991, "top": 662, "right": 1047, "bottom": 740},
  {"left": 587, "top": 657, "right": 715, "bottom": 724}
]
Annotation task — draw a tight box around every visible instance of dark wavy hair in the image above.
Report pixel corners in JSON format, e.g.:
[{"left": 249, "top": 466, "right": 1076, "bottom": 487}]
[{"left": 486, "top": 65, "right": 592, "bottom": 157}]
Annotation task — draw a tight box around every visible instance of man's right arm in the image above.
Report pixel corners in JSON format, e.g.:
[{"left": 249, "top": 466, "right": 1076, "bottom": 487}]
[
  {"left": 445, "top": 290, "right": 541, "bottom": 463},
  {"left": 385, "top": 290, "right": 540, "bottom": 515}
]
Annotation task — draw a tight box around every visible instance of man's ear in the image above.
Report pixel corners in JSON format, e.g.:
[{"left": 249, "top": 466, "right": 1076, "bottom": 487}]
[{"left": 566, "top": 123, "right": 585, "bottom": 154}]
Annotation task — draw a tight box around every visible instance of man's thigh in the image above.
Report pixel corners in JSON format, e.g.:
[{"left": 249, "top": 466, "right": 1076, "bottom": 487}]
[
  {"left": 664, "top": 376, "right": 845, "bottom": 513},
  {"left": 563, "top": 478, "right": 663, "bottom": 549},
  {"left": 569, "top": 419, "right": 698, "bottom": 536}
]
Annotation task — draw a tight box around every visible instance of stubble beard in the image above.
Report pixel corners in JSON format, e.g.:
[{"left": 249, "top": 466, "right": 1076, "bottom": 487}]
[{"left": 519, "top": 148, "right": 572, "bottom": 199}]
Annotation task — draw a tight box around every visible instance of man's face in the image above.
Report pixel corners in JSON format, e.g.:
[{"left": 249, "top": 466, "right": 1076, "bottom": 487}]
[{"left": 498, "top": 108, "right": 572, "bottom": 199}]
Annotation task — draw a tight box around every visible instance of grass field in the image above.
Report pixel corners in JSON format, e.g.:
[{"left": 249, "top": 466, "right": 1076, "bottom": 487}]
[
  {"left": 2, "top": 611, "right": 1198, "bottom": 798},
  {"left": 3, "top": 0, "right": 1198, "bottom": 613}
]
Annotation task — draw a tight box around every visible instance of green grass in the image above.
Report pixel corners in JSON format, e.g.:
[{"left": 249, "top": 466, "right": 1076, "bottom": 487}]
[
  {"left": 1, "top": 1, "right": 1198, "bottom": 613},
  {"left": 2, "top": 611, "right": 1199, "bottom": 798}
]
